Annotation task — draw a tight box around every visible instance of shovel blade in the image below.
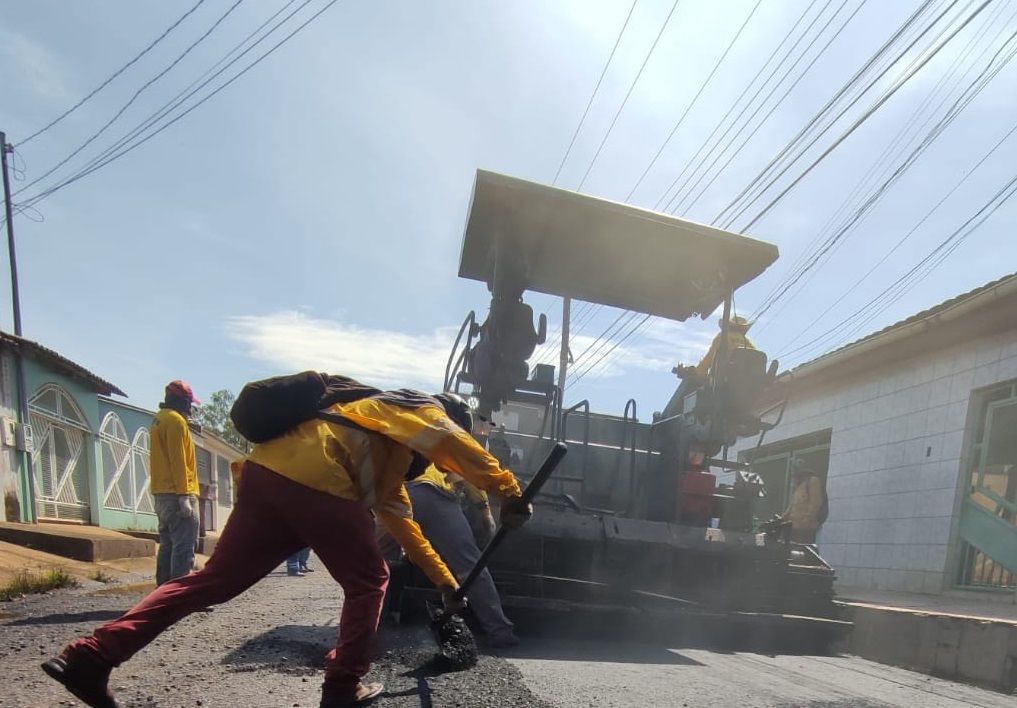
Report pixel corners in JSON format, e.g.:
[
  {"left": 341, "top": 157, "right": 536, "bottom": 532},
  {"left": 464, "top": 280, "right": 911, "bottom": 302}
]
[{"left": 428, "top": 601, "right": 478, "bottom": 670}]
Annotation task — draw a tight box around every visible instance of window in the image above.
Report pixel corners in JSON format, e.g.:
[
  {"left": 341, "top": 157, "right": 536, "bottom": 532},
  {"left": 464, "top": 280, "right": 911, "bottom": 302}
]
[
  {"left": 216, "top": 454, "right": 233, "bottom": 508},
  {"left": 956, "top": 381, "right": 1017, "bottom": 589},
  {"left": 195, "top": 446, "right": 213, "bottom": 486}
]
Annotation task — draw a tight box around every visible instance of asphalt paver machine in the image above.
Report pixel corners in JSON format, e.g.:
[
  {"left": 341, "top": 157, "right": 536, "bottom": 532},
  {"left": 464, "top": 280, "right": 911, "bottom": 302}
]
[{"left": 393, "top": 170, "right": 849, "bottom": 652}]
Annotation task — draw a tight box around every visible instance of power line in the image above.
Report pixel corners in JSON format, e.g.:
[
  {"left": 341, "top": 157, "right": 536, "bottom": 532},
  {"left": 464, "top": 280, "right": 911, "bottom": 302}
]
[
  {"left": 534, "top": 300, "right": 598, "bottom": 366},
  {"left": 736, "top": 0, "right": 992, "bottom": 234},
  {"left": 565, "top": 309, "right": 637, "bottom": 377},
  {"left": 743, "top": 0, "right": 971, "bottom": 317},
  {"left": 15, "top": 0, "right": 246, "bottom": 198},
  {"left": 575, "top": 0, "right": 846, "bottom": 377},
  {"left": 734, "top": 0, "right": 951, "bottom": 317},
  {"left": 775, "top": 121, "right": 1017, "bottom": 357},
  {"left": 15, "top": 0, "right": 335, "bottom": 212},
  {"left": 714, "top": 0, "right": 943, "bottom": 229},
  {"left": 748, "top": 0, "right": 1006, "bottom": 323},
  {"left": 552, "top": 0, "right": 639, "bottom": 186},
  {"left": 539, "top": 0, "right": 640, "bottom": 321},
  {"left": 754, "top": 0, "right": 1017, "bottom": 336},
  {"left": 575, "top": 0, "right": 683, "bottom": 191},
  {"left": 651, "top": 0, "right": 820, "bottom": 212},
  {"left": 541, "top": 0, "right": 678, "bottom": 361},
  {"left": 568, "top": 314, "right": 653, "bottom": 388},
  {"left": 65, "top": 0, "right": 305, "bottom": 189},
  {"left": 779, "top": 169, "right": 1017, "bottom": 361},
  {"left": 18, "top": 0, "right": 208, "bottom": 145},
  {"left": 664, "top": 0, "right": 842, "bottom": 216},
  {"left": 624, "top": 0, "right": 764, "bottom": 203},
  {"left": 566, "top": 311, "right": 644, "bottom": 387},
  {"left": 679, "top": 0, "right": 867, "bottom": 216}
]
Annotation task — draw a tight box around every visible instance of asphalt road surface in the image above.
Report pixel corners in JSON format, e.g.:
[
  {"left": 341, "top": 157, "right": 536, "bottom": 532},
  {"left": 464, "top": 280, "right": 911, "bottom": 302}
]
[{"left": 0, "top": 564, "right": 1011, "bottom": 707}]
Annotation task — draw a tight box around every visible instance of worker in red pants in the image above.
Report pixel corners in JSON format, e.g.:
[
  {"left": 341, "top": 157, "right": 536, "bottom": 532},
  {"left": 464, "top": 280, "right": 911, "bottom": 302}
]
[{"left": 43, "top": 390, "right": 530, "bottom": 708}]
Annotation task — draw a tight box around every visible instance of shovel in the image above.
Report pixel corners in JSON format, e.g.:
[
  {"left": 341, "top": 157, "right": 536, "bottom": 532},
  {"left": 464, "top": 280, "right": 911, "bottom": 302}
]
[{"left": 429, "top": 442, "right": 569, "bottom": 669}]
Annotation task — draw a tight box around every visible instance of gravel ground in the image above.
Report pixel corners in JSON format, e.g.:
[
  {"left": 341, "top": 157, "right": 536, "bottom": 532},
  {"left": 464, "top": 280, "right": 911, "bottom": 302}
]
[
  {"left": 2, "top": 562, "right": 1013, "bottom": 707},
  {"left": 0, "top": 563, "right": 551, "bottom": 708}
]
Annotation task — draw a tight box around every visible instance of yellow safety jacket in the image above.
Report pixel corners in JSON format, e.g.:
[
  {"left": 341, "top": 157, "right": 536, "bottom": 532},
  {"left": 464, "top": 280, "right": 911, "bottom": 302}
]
[
  {"left": 694, "top": 331, "right": 755, "bottom": 378},
  {"left": 149, "top": 408, "right": 199, "bottom": 496},
  {"left": 784, "top": 475, "right": 824, "bottom": 532},
  {"left": 410, "top": 463, "right": 490, "bottom": 507},
  {"left": 240, "top": 395, "right": 520, "bottom": 588}
]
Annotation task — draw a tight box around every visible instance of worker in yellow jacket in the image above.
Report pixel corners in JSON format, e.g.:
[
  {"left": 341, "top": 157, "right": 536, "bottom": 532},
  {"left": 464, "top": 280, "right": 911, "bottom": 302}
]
[
  {"left": 149, "top": 380, "right": 201, "bottom": 586},
  {"left": 667, "top": 315, "right": 756, "bottom": 416},
  {"left": 693, "top": 315, "right": 755, "bottom": 379},
  {"left": 782, "top": 463, "right": 825, "bottom": 544},
  {"left": 44, "top": 389, "right": 530, "bottom": 708}
]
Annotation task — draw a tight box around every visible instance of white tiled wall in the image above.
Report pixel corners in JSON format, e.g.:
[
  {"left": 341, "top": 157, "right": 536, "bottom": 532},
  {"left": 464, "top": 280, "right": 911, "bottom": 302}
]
[{"left": 739, "top": 331, "right": 1017, "bottom": 593}]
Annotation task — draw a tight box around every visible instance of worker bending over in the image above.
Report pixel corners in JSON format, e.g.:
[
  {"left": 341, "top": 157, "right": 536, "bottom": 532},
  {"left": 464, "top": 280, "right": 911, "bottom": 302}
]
[
  {"left": 43, "top": 390, "right": 531, "bottom": 708},
  {"left": 406, "top": 449, "right": 519, "bottom": 647}
]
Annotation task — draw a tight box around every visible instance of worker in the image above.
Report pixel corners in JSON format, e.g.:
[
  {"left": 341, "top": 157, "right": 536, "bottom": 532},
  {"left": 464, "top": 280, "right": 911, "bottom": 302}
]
[
  {"left": 150, "top": 380, "right": 201, "bottom": 587},
  {"left": 665, "top": 315, "right": 756, "bottom": 418},
  {"left": 782, "top": 462, "right": 826, "bottom": 544},
  {"left": 693, "top": 315, "right": 755, "bottom": 379},
  {"left": 42, "top": 390, "right": 532, "bottom": 708},
  {"left": 407, "top": 456, "right": 518, "bottom": 648},
  {"left": 461, "top": 473, "right": 497, "bottom": 547}
]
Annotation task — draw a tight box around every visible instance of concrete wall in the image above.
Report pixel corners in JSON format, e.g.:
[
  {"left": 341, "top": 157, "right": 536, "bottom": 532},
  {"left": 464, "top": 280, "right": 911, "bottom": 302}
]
[
  {"left": 737, "top": 330, "right": 1017, "bottom": 593},
  {"left": 844, "top": 602, "right": 1017, "bottom": 694},
  {"left": 0, "top": 353, "right": 22, "bottom": 522}
]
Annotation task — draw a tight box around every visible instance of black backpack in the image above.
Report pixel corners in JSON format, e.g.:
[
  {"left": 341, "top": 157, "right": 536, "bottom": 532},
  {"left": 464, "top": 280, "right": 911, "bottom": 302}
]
[{"left": 230, "top": 371, "right": 380, "bottom": 444}]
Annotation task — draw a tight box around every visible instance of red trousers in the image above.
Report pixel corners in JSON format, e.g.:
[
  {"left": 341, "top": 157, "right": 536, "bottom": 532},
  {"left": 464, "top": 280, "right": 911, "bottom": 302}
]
[{"left": 70, "top": 462, "right": 389, "bottom": 687}]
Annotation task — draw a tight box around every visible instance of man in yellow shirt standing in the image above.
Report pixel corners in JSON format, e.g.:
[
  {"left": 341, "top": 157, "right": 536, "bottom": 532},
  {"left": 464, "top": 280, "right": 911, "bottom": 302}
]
[
  {"left": 149, "top": 380, "right": 201, "bottom": 587},
  {"left": 43, "top": 385, "right": 531, "bottom": 708}
]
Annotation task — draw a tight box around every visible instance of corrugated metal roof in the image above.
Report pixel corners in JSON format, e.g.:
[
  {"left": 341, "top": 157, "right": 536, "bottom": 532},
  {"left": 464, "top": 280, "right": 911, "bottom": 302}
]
[
  {"left": 793, "top": 271, "right": 1017, "bottom": 372},
  {"left": 0, "top": 332, "right": 125, "bottom": 397}
]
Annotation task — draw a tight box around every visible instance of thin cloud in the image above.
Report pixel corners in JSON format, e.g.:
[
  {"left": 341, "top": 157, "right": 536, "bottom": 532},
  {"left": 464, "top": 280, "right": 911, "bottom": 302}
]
[
  {"left": 0, "top": 28, "right": 76, "bottom": 105},
  {"left": 225, "top": 311, "right": 455, "bottom": 391},
  {"left": 227, "top": 309, "right": 719, "bottom": 394},
  {"left": 535, "top": 316, "right": 718, "bottom": 383}
]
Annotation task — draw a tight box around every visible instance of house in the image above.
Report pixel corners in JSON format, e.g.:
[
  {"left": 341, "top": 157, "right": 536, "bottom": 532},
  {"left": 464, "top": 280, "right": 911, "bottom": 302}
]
[
  {"left": 734, "top": 273, "right": 1017, "bottom": 595},
  {"left": 0, "top": 332, "right": 244, "bottom": 534}
]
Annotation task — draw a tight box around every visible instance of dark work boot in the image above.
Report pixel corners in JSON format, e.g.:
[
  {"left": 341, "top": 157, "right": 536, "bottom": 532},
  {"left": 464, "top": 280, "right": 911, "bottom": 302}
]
[
  {"left": 41, "top": 646, "right": 122, "bottom": 708},
  {"left": 319, "top": 680, "right": 384, "bottom": 707}
]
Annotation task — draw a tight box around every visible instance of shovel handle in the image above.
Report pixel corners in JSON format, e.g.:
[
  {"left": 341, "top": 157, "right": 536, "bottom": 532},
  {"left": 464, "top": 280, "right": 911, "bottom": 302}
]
[{"left": 453, "top": 442, "right": 568, "bottom": 602}]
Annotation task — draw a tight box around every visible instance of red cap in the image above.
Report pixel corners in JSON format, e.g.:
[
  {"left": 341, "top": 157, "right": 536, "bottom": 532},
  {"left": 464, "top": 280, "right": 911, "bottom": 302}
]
[{"left": 166, "top": 380, "right": 200, "bottom": 406}]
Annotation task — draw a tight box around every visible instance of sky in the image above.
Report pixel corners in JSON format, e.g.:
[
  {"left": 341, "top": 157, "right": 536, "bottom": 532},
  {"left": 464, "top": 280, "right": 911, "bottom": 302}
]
[{"left": 1, "top": 0, "right": 1015, "bottom": 420}]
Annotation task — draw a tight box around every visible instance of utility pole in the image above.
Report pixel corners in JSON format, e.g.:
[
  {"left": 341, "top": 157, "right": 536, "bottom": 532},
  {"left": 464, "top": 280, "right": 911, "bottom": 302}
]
[
  {"left": 1, "top": 131, "right": 36, "bottom": 523},
  {"left": 556, "top": 296, "right": 571, "bottom": 438}
]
